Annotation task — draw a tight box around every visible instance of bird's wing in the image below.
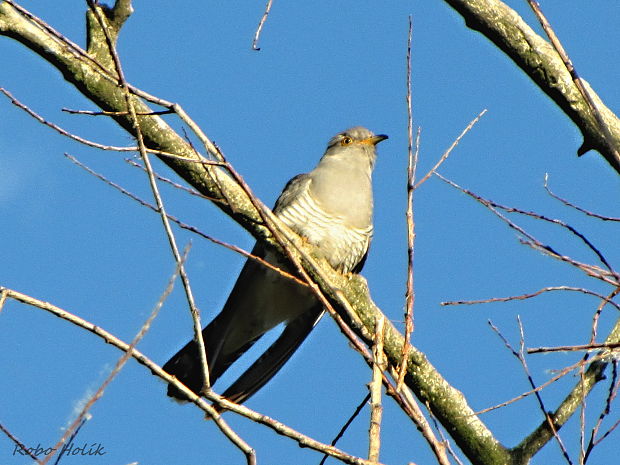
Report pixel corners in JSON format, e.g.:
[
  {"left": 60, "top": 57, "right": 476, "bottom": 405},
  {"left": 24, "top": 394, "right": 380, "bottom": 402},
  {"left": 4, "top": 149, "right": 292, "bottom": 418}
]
[{"left": 273, "top": 173, "right": 311, "bottom": 214}]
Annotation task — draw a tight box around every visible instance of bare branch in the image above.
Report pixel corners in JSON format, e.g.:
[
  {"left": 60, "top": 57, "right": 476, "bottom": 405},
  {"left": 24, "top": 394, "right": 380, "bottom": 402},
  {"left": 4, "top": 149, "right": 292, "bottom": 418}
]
[
  {"left": 442, "top": 285, "right": 620, "bottom": 313},
  {"left": 252, "top": 0, "right": 274, "bottom": 51},
  {"left": 442, "top": 0, "right": 620, "bottom": 172},
  {"left": 1, "top": 286, "right": 380, "bottom": 465},
  {"left": 413, "top": 109, "right": 486, "bottom": 190},
  {"left": 0, "top": 422, "right": 40, "bottom": 462},
  {"left": 398, "top": 14, "right": 416, "bottom": 392},
  {"left": 544, "top": 175, "right": 620, "bottom": 222},
  {"left": 368, "top": 316, "right": 385, "bottom": 463},
  {"left": 526, "top": 0, "right": 620, "bottom": 167},
  {"left": 489, "top": 319, "right": 574, "bottom": 465}
]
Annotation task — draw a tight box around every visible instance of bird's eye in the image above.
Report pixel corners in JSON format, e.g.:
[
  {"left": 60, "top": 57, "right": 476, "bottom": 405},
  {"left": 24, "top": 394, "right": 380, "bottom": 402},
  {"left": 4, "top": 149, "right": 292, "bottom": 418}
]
[{"left": 341, "top": 136, "right": 353, "bottom": 146}]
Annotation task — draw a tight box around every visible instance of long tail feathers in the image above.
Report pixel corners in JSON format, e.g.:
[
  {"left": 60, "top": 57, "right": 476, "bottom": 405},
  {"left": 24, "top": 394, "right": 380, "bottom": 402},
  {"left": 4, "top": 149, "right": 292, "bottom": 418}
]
[{"left": 217, "top": 307, "right": 323, "bottom": 409}]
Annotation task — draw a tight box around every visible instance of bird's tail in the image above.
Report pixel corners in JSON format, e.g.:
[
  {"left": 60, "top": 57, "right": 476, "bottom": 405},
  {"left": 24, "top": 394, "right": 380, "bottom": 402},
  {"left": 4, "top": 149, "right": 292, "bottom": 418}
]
[
  {"left": 215, "top": 307, "right": 323, "bottom": 409},
  {"left": 162, "top": 315, "right": 257, "bottom": 401}
]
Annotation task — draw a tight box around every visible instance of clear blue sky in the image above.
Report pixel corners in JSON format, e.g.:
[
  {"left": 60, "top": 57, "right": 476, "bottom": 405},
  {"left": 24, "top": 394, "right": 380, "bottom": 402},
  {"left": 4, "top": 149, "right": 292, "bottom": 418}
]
[{"left": 1, "top": 1, "right": 619, "bottom": 464}]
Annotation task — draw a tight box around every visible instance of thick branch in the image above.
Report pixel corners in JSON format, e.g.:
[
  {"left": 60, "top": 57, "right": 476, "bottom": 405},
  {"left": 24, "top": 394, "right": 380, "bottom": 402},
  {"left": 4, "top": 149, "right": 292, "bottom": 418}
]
[
  {"left": 443, "top": 0, "right": 620, "bottom": 173},
  {"left": 329, "top": 275, "right": 512, "bottom": 465},
  {"left": 0, "top": 1, "right": 267, "bottom": 244},
  {"left": 511, "top": 316, "right": 620, "bottom": 465}
]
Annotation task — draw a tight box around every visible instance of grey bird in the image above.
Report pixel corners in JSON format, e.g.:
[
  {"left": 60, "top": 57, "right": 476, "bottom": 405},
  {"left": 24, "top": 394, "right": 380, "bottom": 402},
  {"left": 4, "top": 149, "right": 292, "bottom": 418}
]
[{"left": 163, "top": 126, "right": 388, "bottom": 406}]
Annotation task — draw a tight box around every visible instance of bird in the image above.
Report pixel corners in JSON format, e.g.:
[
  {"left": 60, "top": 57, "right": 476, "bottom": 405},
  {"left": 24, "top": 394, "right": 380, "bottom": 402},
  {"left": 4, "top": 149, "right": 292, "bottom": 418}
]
[{"left": 163, "top": 126, "right": 388, "bottom": 407}]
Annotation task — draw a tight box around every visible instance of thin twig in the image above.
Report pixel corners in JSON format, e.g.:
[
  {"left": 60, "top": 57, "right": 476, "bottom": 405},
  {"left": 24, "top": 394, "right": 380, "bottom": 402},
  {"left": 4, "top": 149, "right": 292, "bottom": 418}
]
[
  {"left": 527, "top": 342, "right": 620, "bottom": 354},
  {"left": 425, "top": 404, "right": 465, "bottom": 465},
  {"left": 0, "top": 421, "right": 40, "bottom": 462},
  {"left": 65, "top": 154, "right": 307, "bottom": 287},
  {"left": 442, "top": 285, "right": 620, "bottom": 313},
  {"left": 413, "top": 109, "right": 487, "bottom": 190},
  {"left": 398, "top": 16, "right": 416, "bottom": 391},
  {"left": 384, "top": 371, "right": 450, "bottom": 465},
  {"left": 124, "top": 158, "right": 222, "bottom": 202},
  {"left": 490, "top": 319, "right": 574, "bottom": 464},
  {"left": 62, "top": 107, "right": 173, "bottom": 116},
  {"left": 0, "top": 87, "right": 133, "bottom": 152},
  {"left": 590, "top": 288, "right": 620, "bottom": 347},
  {"left": 584, "top": 361, "right": 620, "bottom": 462},
  {"left": 51, "top": 415, "right": 88, "bottom": 465},
  {"left": 318, "top": 394, "right": 372, "bottom": 465},
  {"left": 252, "top": 0, "right": 274, "bottom": 51},
  {"left": 0, "top": 87, "right": 194, "bottom": 161},
  {"left": 435, "top": 173, "right": 618, "bottom": 286},
  {"left": 544, "top": 175, "right": 620, "bottom": 222},
  {"left": 471, "top": 355, "right": 598, "bottom": 416}
]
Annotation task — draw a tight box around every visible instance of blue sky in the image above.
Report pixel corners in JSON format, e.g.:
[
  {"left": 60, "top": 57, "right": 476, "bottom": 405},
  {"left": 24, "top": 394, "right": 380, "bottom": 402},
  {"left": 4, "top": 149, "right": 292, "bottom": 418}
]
[{"left": 1, "top": 1, "right": 619, "bottom": 464}]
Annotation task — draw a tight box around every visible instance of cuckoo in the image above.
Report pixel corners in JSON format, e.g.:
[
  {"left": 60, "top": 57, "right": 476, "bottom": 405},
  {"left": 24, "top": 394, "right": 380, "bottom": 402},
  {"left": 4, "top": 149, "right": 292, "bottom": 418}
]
[{"left": 163, "top": 126, "right": 388, "bottom": 405}]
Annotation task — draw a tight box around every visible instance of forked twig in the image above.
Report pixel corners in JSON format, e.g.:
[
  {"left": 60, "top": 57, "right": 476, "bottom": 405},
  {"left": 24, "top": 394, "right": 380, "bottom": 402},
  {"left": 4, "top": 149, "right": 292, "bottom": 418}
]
[
  {"left": 584, "top": 361, "right": 620, "bottom": 462},
  {"left": 435, "top": 173, "right": 618, "bottom": 286},
  {"left": 0, "top": 87, "right": 202, "bottom": 162},
  {"left": 489, "top": 319, "right": 574, "bottom": 464},
  {"left": 413, "top": 109, "right": 487, "bottom": 190},
  {"left": 544, "top": 175, "right": 620, "bottom": 222}
]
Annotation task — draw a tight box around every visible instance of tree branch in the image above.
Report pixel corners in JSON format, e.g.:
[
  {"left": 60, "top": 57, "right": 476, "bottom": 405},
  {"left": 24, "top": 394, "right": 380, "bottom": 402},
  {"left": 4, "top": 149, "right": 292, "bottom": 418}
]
[
  {"left": 511, "top": 315, "right": 620, "bottom": 464},
  {"left": 442, "top": 0, "right": 620, "bottom": 173},
  {"left": 0, "top": 2, "right": 512, "bottom": 463},
  {"left": 6, "top": 2, "right": 613, "bottom": 465}
]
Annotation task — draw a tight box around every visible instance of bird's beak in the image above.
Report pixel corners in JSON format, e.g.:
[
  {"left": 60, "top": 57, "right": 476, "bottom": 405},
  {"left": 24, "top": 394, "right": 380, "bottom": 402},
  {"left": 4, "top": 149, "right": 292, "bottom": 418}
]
[{"left": 362, "top": 134, "right": 389, "bottom": 146}]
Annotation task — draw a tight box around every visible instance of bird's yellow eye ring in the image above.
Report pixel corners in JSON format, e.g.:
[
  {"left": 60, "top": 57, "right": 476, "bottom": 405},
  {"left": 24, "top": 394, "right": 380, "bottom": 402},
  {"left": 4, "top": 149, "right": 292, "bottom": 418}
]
[{"left": 341, "top": 136, "right": 353, "bottom": 146}]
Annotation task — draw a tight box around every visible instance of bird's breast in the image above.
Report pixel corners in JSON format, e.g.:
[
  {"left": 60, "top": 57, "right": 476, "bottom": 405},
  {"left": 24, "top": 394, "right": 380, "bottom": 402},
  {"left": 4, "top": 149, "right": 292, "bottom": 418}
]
[{"left": 276, "top": 189, "right": 372, "bottom": 272}]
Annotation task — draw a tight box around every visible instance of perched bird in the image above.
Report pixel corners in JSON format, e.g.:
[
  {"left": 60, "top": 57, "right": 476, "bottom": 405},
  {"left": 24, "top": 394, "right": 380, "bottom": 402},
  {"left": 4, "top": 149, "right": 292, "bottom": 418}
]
[{"left": 163, "top": 126, "right": 388, "bottom": 406}]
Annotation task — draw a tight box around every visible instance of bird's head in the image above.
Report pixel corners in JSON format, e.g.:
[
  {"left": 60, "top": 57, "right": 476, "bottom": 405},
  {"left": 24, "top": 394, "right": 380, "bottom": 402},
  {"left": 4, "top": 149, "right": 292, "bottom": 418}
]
[{"left": 324, "top": 126, "right": 388, "bottom": 168}]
